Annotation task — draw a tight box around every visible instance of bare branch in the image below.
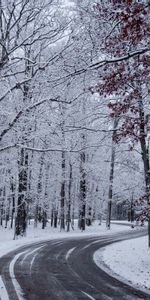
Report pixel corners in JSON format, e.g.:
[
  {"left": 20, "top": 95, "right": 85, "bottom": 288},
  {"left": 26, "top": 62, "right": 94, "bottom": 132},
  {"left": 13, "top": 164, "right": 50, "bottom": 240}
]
[
  {"left": 0, "top": 97, "right": 70, "bottom": 141},
  {"left": 56, "top": 47, "right": 150, "bottom": 80},
  {"left": 64, "top": 125, "right": 117, "bottom": 133},
  {"left": 0, "top": 143, "right": 105, "bottom": 153},
  {"left": 89, "top": 48, "right": 150, "bottom": 70}
]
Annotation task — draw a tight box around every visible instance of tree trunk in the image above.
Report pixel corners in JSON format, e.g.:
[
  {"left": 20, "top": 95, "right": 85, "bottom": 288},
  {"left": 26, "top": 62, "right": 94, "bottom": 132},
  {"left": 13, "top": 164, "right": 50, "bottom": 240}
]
[
  {"left": 54, "top": 209, "right": 58, "bottom": 228},
  {"left": 106, "top": 118, "right": 118, "bottom": 229},
  {"left": 35, "top": 153, "right": 44, "bottom": 228},
  {"left": 79, "top": 149, "right": 86, "bottom": 231},
  {"left": 34, "top": 205, "right": 39, "bottom": 228},
  {"left": 15, "top": 148, "right": 28, "bottom": 236},
  {"left": 138, "top": 95, "right": 150, "bottom": 246},
  {"left": 42, "top": 210, "right": 47, "bottom": 229},
  {"left": 10, "top": 202, "right": 14, "bottom": 229},
  {"left": 0, "top": 203, "right": 3, "bottom": 226},
  {"left": 71, "top": 208, "right": 75, "bottom": 230},
  {"left": 51, "top": 208, "right": 54, "bottom": 227},
  {"left": 148, "top": 220, "right": 150, "bottom": 248},
  {"left": 86, "top": 206, "right": 92, "bottom": 226},
  {"left": 10, "top": 181, "right": 15, "bottom": 229},
  {"left": 60, "top": 151, "right": 65, "bottom": 231},
  {"left": 66, "top": 162, "right": 72, "bottom": 232},
  {"left": 15, "top": 47, "right": 32, "bottom": 236}
]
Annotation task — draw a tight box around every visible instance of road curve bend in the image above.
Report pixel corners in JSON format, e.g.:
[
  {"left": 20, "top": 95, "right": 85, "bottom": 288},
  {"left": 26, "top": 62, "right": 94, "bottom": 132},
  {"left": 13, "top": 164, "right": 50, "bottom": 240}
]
[{"left": 0, "top": 229, "right": 149, "bottom": 300}]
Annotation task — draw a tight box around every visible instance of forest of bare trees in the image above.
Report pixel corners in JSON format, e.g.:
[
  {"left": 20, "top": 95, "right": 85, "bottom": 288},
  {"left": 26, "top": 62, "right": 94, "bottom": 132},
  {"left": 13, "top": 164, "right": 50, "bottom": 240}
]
[{"left": 0, "top": 0, "right": 149, "bottom": 241}]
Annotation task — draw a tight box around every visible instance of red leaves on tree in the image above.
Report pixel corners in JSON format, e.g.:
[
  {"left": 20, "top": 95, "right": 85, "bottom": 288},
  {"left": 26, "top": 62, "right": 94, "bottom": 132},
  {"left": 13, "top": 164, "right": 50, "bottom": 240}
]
[
  {"left": 135, "top": 189, "right": 150, "bottom": 221},
  {"left": 91, "top": 1, "right": 150, "bottom": 213},
  {"left": 91, "top": 0, "right": 150, "bottom": 145}
]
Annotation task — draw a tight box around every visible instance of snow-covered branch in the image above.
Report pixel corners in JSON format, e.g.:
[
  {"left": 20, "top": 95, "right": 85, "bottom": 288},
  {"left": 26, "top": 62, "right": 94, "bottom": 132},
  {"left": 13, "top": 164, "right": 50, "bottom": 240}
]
[
  {"left": 60, "top": 47, "right": 150, "bottom": 79},
  {"left": 89, "top": 48, "right": 150, "bottom": 70},
  {"left": 0, "top": 143, "right": 105, "bottom": 153},
  {"left": 0, "top": 97, "right": 69, "bottom": 141}
]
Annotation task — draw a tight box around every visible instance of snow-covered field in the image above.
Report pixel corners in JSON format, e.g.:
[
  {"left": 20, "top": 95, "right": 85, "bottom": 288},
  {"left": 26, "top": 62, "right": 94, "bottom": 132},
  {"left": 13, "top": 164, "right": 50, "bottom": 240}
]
[
  {"left": 94, "top": 234, "right": 150, "bottom": 293},
  {"left": 0, "top": 220, "right": 130, "bottom": 258}
]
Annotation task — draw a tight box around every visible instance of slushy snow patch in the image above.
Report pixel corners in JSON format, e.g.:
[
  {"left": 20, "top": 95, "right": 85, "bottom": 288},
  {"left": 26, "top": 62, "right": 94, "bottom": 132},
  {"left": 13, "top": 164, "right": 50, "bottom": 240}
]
[{"left": 94, "top": 235, "right": 150, "bottom": 292}]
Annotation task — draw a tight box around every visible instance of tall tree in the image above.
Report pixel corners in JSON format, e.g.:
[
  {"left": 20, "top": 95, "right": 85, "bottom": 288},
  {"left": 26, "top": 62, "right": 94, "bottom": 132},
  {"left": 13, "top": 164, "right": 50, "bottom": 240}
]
[{"left": 92, "top": 0, "right": 150, "bottom": 240}]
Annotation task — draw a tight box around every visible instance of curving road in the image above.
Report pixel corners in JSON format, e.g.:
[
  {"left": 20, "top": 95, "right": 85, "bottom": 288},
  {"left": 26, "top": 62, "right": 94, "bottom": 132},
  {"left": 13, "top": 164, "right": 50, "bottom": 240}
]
[{"left": 0, "top": 229, "right": 149, "bottom": 300}]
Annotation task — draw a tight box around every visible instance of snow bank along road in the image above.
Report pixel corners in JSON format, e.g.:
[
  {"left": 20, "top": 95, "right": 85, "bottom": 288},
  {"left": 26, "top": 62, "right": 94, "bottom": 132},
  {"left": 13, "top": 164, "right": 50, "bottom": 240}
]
[{"left": 0, "top": 229, "right": 148, "bottom": 300}]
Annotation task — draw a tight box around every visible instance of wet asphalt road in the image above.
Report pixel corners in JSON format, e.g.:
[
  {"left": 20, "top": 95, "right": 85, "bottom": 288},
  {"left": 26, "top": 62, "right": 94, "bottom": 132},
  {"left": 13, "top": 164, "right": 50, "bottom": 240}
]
[{"left": 0, "top": 228, "right": 149, "bottom": 300}]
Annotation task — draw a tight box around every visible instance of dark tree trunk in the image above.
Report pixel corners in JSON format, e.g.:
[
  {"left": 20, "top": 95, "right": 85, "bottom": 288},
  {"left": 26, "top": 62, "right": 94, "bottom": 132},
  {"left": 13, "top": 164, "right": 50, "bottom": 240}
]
[
  {"left": 5, "top": 207, "right": 9, "bottom": 229},
  {"left": 34, "top": 205, "right": 39, "bottom": 228},
  {"left": 0, "top": 1, "right": 8, "bottom": 69},
  {"left": 148, "top": 220, "right": 150, "bottom": 248},
  {"left": 71, "top": 209, "right": 75, "bottom": 230},
  {"left": 34, "top": 153, "right": 44, "bottom": 228},
  {"left": 106, "top": 118, "right": 118, "bottom": 229},
  {"left": 15, "top": 148, "right": 28, "bottom": 236},
  {"left": 42, "top": 210, "right": 47, "bottom": 229},
  {"left": 51, "top": 209, "right": 54, "bottom": 227},
  {"left": 15, "top": 48, "right": 32, "bottom": 236},
  {"left": 60, "top": 151, "right": 65, "bottom": 231},
  {"left": 66, "top": 162, "right": 72, "bottom": 232},
  {"left": 79, "top": 149, "right": 86, "bottom": 231},
  {"left": 0, "top": 203, "right": 3, "bottom": 226},
  {"left": 54, "top": 209, "right": 58, "bottom": 228},
  {"left": 130, "top": 192, "right": 135, "bottom": 228},
  {"left": 10, "top": 201, "right": 15, "bottom": 229},
  {"left": 51, "top": 206, "right": 58, "bottom": 228},
  {"left": 86, "top": 206, "right": 92, "bottom": 226},
  {"left": 10, "top": 181, "right": 15, "bottom": 229},
  {"left": 138, "top": 95, "right": 150, "bottom": 246}
]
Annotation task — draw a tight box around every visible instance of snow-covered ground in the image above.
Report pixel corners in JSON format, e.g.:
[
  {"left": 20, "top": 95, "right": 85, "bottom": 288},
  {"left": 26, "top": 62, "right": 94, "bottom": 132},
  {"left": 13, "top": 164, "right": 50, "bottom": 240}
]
[
  {"left": 0, "top": 220, "right": 130, "bottom": 258},
  {"left": 94, "top": 234, "right": 150, "bottom": 293}
]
